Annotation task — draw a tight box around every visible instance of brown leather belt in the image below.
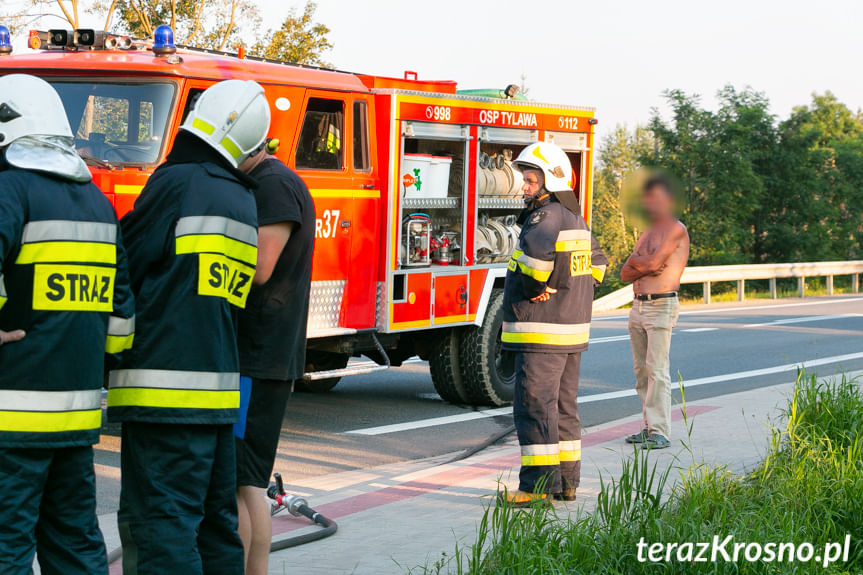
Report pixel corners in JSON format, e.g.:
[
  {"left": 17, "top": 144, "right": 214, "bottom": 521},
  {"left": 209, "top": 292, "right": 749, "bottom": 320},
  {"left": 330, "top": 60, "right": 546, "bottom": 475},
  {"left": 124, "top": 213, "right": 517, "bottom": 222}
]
[{"left": 634, "top": 292, "right": 678, "bottom": 301}]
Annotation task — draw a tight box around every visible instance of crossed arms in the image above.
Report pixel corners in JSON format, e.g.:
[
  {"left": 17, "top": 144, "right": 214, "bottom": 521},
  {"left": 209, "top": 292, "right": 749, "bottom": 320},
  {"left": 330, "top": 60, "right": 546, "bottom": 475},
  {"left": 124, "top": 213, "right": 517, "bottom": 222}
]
[{"left": 620, "top": 222, "right": 685, "bottom": 283}]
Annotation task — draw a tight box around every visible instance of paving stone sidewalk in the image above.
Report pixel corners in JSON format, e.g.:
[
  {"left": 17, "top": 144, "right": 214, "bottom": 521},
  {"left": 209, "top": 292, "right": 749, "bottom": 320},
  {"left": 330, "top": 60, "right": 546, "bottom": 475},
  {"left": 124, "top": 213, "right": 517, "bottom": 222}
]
[{"left": 94, "top": 368, "right": 856, "bottom": 575}]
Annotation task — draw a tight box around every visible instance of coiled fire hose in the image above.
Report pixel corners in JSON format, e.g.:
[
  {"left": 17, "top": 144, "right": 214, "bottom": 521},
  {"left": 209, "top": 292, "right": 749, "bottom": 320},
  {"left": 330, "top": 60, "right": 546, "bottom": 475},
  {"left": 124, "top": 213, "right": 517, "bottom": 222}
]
[{"left": 106, "top": 472, "right": 337, "bottom": 564}]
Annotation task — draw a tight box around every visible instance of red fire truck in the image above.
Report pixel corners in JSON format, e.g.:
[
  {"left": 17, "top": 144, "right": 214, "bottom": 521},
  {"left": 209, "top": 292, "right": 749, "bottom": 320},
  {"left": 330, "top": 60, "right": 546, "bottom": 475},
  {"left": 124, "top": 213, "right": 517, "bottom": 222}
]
[{"left": 0, "top": 27, "right": 597, "bottom": 406}]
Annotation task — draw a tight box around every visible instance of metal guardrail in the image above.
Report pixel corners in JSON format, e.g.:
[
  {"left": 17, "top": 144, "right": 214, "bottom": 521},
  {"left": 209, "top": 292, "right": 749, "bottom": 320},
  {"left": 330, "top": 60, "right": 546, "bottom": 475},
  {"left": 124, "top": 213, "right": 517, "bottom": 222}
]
[{"left": 592, "top": 260, "right": 863, "bottom": 313}]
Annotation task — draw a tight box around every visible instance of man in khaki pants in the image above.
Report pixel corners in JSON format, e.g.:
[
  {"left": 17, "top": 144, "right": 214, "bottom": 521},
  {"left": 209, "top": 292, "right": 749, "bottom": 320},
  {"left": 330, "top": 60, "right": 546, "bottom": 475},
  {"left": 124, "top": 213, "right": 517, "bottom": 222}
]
[{"left": 620, "top": 174, "right": 689, "bottom": 449}]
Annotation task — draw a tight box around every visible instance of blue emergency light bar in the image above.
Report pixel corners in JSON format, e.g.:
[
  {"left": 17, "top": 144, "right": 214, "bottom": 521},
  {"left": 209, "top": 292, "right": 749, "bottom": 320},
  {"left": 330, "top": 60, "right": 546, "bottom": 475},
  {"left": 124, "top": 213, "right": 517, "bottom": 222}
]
[
  {"left": 0, "top": 25, "right": 12, "bottom": 55},
  {"left": 152, "top": 25, "right": 176, "bottom": 55}
]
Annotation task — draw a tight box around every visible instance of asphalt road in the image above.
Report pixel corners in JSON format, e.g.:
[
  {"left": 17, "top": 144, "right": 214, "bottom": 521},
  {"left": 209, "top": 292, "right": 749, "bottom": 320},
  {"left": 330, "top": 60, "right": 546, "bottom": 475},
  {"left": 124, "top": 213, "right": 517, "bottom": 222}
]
[{"left": 93, "top": 295, "right": 863, "bottom": 513}]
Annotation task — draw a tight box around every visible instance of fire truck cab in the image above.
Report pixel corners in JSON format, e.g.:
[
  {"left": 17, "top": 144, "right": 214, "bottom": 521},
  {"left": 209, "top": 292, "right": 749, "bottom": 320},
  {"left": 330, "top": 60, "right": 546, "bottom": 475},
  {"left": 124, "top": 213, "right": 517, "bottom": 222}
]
[{"left": 0, "top": 27, "right": 597, "bottom": 406}]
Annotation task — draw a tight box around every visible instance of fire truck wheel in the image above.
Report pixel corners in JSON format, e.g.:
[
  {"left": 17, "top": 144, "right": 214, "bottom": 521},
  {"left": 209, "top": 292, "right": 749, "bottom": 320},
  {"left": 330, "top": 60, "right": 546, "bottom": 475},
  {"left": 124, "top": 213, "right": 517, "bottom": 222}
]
[
  {"left": 296, "top": 352, "right": 349, "bottom": 393},
  {"left": 458, "top": 289, "right": 515, "bottom": 406},
  {"left": 429, "top": 328, "right": 470, "bottom": 404}
]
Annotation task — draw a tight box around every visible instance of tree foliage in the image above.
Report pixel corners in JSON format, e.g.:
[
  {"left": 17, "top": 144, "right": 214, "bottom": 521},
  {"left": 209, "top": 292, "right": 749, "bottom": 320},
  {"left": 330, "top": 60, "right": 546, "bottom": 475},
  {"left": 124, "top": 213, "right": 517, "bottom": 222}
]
[
  {"left": 250, "top": 1, "right": 332, "bottom": 67},
  {"left": 593, "top": 87, "right": 863, "bottom": 294},
  {"left": 7, "top": 0, "right": 332, "bottom": 65}
]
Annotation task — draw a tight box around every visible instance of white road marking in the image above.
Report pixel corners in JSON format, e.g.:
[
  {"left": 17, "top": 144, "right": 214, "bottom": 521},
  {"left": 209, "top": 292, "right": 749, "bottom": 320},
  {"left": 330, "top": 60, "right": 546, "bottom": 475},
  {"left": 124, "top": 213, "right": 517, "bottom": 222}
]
[
  {"left": 346, "top": 407, "right": 512, "bottom": 436},
  {"left": 742, "top": 313, "right": 861, "bottom": 328},
  {"left": 681, "top": 327, "right": 719, "bottom": 333},
  {"left": 590, "top": 335, "right": 632, "bottom": 344},
  {"left": 344, "top": 351, "right": 863, "bottom": 435},
  {"left": 592, "top": 297, "right": 863, "bottom": 321}
]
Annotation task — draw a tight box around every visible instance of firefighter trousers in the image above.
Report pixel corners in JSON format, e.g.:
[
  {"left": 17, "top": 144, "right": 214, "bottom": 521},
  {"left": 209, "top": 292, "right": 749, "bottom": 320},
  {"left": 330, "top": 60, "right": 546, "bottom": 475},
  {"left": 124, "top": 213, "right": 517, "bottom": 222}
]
[
  {"left": 513, "top": 351, "right": 582, "bottom": 494},
  {"left": 0, "top": 445, "right": 107, "bottom": 575},
  {"left": 118, "top": 422, "right": 244, "bottom": 575}
]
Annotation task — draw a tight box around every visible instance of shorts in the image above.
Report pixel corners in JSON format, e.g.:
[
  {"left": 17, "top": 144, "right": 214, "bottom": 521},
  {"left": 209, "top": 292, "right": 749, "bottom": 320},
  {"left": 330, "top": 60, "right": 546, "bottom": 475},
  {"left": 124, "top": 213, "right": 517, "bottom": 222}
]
[{"left": 234, "top": 377, "right": 293, "bottom": 488}]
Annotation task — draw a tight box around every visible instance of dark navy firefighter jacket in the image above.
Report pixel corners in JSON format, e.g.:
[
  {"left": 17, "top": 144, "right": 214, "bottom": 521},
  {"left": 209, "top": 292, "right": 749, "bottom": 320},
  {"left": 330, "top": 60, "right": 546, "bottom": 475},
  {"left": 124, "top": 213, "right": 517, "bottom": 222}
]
[
  {"left": 108, "top": 132, "right": 258, "bottom": 425},
  {"left": 502, "top": 193, "right": 607, "bottom": 354},
  {"left": 0, "top": 167, "right": 135, "bottom": 448}
]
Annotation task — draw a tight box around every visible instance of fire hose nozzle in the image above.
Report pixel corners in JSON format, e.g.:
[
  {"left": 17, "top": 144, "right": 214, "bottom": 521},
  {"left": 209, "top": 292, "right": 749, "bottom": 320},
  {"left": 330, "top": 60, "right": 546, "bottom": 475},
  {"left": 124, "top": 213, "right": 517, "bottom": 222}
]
[{"left": 281, "top": 493, "right": 309, "bottom": 517}]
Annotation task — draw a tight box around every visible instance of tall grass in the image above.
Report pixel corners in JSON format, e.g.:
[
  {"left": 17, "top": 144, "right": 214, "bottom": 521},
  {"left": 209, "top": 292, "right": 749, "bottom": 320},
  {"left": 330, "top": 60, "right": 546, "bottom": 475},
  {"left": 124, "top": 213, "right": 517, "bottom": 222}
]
[{"left": 418, "top": 371, "right": 863, "bottom": 574}]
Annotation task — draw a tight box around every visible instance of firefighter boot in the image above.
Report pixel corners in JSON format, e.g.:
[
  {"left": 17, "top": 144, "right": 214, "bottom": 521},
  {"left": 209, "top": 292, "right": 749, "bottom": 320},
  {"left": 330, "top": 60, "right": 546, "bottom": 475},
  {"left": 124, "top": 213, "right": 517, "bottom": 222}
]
[{"left": 497, "top": 489, "right": 550, "bottom": 508}]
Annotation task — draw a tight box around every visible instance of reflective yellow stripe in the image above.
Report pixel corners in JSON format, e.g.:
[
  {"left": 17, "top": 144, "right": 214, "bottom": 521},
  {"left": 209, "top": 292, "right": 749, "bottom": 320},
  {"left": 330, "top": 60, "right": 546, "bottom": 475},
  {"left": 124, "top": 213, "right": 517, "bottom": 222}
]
[
  {"left": 0, "top": 274, "right": 6, "bottom": 311},
  {"left": 221, "top": 137, "right": 243, "bottom": 159},
  {"left": 510, "top": 259, "right": 552, "bottom": 282},
  {"left": 501, "top": 331, "right": 590, "bottom": 346},
  {"left": 0, "top": 409, "right": 101, "bottom": 433},
  {"left": 509, "top": 248, "right": 554, "bottom": 282},
  {"left": 591, "top": 265, "right": 606, "bottom": 283},
  {"left": 16, "top": 241, "right": 116, "bottom": 264},
  {"left": 107, "top": 388, "right": 240, "bottom": 410},
  {"left": 106, "top": 316, "right": 135, "bottom": 353},
  {"left": 521, "top": 454, "right": 561, "bottom": 466},
  {"left": 559, "top": 440, "right": 582, "bottom": 462},
  {"left": 555, "top": 239, "right": 591, "bottom": 252},
  {"left": 106, "top": 334, "right": 134, "bottom": 354},
  {"left": 175, "top": 234, "right": 257, "bottom": 266},
  {"left": 559, "top": 449, "right": 582, "bottom": 462},
  {"left": 192, "top": 118, "right": 215, "bottom": 135}
]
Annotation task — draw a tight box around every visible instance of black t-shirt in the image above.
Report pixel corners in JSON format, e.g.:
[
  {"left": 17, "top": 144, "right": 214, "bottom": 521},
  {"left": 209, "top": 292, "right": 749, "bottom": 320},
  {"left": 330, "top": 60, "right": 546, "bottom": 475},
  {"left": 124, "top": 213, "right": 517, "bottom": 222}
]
[{"left": 238, "top": 158, "right": 315, "bottom": 380}]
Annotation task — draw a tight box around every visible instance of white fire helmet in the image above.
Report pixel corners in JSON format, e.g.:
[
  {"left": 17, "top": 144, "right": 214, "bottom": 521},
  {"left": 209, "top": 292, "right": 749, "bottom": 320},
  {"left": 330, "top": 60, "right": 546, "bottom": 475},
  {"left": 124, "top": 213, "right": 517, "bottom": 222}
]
[
  {"left": 0, "top": 74, "right": 74, "bottom": 146},
  {"left": 512, "top": 142, "right": 574, "bottom": 193},
  {"left": 181, "top": 79, "right": 271, "bottom": 168}
]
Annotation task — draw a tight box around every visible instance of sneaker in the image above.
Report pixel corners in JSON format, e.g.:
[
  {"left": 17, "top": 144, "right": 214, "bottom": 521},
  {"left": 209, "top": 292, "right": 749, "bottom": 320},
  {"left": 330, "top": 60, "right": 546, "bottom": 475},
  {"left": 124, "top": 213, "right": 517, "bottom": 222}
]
[
  {"left": 497, "top": 490, "right": 550, "bottom": 508},
  {"left": 641, "top": 434, "right": 671, "bottom": 450},
  {"left": 553, "top": 488, "right": 576, "bottom": 502},
  {"left": 625, "top": 428, "right": 649, "bottom": 444}
]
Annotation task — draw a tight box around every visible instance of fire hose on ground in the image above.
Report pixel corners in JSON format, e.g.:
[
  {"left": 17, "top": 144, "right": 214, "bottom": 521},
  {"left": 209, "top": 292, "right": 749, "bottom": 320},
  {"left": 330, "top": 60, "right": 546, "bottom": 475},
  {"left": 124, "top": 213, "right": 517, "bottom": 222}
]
[
  {"left": 106, "top": 472, "right": 337, "bottom": 565},
  {"left": 267, "top": 472, "right": 338, "bottom": 551}
]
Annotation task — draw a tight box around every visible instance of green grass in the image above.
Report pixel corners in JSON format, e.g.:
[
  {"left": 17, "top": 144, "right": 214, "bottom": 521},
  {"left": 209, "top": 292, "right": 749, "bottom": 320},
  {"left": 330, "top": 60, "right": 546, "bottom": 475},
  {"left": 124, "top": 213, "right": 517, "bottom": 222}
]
[{"left": 415, "top": 371, "right": 863, "bottom": 574}]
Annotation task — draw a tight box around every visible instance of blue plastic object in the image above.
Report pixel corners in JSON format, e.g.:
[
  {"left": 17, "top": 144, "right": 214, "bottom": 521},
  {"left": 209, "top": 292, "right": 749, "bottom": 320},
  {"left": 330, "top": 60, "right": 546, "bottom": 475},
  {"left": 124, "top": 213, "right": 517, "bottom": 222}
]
[
  {"left": 0, "top": 25, "right": 13, "bottom": 55},
  {"left": 152, "top": 25, "right": 176, "bottom": 55}
]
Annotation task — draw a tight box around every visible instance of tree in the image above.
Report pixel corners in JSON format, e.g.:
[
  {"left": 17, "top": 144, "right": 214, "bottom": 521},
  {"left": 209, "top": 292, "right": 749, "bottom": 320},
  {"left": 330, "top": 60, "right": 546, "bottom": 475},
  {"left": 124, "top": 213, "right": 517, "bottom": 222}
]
[
  {"left": 645, "top": 86, "right": 777, "bottom": 265},
  {"left": 95, "top": 0, "right": 261, "bottom": 51},
  {"left": 2, "top": 0, "right": 83, "bottom": 32},
  {"left": 591, "top": 124, "right": 653, "bottom": 294},
  {"left": 250, "top": 1, "right": 332, "bottom": 67}
]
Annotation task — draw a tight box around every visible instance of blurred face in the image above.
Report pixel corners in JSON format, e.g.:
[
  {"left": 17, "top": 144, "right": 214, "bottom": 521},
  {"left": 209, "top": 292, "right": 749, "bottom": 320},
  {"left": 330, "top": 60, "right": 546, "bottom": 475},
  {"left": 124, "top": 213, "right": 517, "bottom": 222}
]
[
  {"left": 521, "top": 168, "right": 544, "bottom": 200},
  {"left": 642, "top": 184, "right": 674, "bottom": 220}
]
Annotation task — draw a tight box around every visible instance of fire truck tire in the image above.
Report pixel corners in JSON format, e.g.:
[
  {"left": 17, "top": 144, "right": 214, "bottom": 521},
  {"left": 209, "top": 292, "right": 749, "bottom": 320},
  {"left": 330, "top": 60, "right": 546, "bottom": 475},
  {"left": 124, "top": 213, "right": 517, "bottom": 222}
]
[
  {"left": 429, "top": 328, "right": 470, "bottom": 404},
  {"left": 458, "top": 289, "right": 515, "bottom": 406},
  {"left": 296, "top": 352, "right": 349, "bottom": 393}
]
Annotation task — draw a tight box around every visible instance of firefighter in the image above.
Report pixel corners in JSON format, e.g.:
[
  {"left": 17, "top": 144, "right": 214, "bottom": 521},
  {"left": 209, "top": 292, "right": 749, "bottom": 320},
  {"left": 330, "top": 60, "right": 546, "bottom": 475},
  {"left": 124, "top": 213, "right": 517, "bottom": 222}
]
[
  {"left": 108, "top": 79, "right": 270, "bottom": 574},
  {"left": 0, "top": 74, "right": 134, "bottom": 574},
  {"left": 500, "top": 141, "right": 607, "bottom": 506}
]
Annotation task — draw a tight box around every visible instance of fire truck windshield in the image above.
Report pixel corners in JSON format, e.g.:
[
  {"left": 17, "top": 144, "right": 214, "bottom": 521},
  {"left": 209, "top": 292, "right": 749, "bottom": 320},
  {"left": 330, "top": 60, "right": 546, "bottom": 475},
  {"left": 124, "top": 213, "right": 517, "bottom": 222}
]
[{"left": 47, "top": 80, "right": 176, "bottom": 167}]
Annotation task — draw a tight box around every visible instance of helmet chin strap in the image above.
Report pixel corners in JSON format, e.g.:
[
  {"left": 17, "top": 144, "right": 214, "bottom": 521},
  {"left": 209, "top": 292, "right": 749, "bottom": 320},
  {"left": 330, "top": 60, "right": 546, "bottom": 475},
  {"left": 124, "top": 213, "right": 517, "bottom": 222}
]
[{"left": 525, "top": 190, "right": 550, "bottom": 208}]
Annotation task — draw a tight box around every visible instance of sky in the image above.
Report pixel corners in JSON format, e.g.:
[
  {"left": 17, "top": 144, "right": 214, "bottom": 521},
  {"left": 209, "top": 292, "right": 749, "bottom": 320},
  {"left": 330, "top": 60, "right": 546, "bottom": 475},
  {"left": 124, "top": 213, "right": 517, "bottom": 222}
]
[{"left": 7, "top": 0, "right": 863, "bottom": 141}]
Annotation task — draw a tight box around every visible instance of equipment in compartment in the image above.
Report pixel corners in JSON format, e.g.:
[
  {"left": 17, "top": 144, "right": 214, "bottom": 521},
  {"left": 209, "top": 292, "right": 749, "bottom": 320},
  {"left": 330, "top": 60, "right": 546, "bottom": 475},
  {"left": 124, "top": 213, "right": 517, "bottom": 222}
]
[
  {"left": 402, "top": 213, "right": 431, "bottom": 267},
  {"left": 477, "top": 149, "right": 523, "bottom": 197},
  {"left": 401, "top": 153, "right": 452, "bottom": 199},
  {"left": 430, "top": 230, "right": 461, "bottom": 265},
  {"left": 476, "top": 214, "right": 521, "bottom": 264}
]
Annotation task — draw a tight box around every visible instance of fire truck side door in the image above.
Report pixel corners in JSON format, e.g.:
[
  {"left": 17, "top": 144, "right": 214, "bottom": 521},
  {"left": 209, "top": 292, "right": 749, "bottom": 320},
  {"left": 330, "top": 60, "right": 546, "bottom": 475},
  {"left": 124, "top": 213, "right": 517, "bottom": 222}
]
[
  {"left": 344, "top": 96, "right": 379, "bottom": 329},
  {"left": 292, "top": 92, "right": 355, "bottom": 331}
]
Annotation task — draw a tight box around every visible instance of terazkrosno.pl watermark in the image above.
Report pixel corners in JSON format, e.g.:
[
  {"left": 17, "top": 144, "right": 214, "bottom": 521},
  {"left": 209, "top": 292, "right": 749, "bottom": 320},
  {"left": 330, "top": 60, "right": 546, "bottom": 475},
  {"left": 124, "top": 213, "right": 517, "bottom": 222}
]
[{"left": 637, "top": 535, "right": 852, "bottom": 568}]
